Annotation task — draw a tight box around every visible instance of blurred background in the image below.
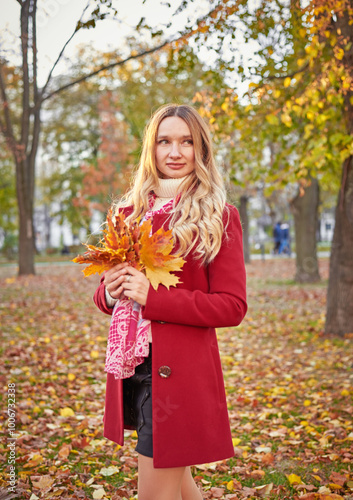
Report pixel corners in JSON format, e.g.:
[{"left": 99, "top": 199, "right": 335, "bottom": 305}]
[
  {"left": 0, "top": 0, "right": 352, "bottom": 333},
  {"left": 1, "top": 3, "right": 353, "bottom": 499}
]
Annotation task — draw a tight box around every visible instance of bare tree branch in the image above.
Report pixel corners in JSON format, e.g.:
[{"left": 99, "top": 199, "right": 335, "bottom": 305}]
[
  {"left": 0, "top": 116, "right": 18, "bottom": 161},
  {"left": 0, "top": 116, "right": 8, "bottom": 140},
  {"left": 42, "top": 38, "right": 172, "bottom": 102},
  {"left": 20, "top": 0, "right": 30, "bottom": 150},
  {"left": 256, "top": 62, "right": 310, "bottom": 82},
  {"left": 40, "top": 0, "right": 91, "bottom": 99},
  {"left": 32, "top": 0, "right": 38, "bottom": 101},
  {"left": 29, "top": 0, "right": 38, "bottom": 203},
  {"left": 0, "top": 63, "right": 16, "bottom": 149},
  {"left": 41, "top": 1, "right": 227, "bottom": 103}
]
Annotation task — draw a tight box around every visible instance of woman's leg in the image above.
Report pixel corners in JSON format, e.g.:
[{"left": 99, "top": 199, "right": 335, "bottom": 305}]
[
  {"left": 137, "top": 455, "right": 204, "bottom": 500},
  {"left": 181, "top": 467, "right": 203, "bottom": 500},
  {"left": 138, "top": 454, "right": 185, "bottom": 500}
]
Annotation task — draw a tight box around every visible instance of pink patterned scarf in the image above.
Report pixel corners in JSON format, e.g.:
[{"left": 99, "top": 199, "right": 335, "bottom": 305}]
[{"left": 104, "top": 196, "right": 175, "bottom": 379}]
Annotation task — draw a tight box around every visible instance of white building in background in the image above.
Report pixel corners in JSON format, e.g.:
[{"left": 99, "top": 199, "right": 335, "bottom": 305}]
[
  {"left": 319, "top": 210, "right": 335, "bottom": 242},
  {"left": 32, "top": 199, "right": 335, "bottom": 255},
  {"left": 34, "top": 203, "right": 103, "bottom": 252}
]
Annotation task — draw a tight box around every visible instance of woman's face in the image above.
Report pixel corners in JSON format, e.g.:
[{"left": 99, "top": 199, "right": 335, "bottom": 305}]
[{"left": 155, "top": 116, "right": 196, "bottom": 179}]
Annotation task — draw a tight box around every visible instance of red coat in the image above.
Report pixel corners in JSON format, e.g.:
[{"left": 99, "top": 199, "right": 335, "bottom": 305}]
[{"left": 93, "top": 203, "right": 247, "bottom": 468}]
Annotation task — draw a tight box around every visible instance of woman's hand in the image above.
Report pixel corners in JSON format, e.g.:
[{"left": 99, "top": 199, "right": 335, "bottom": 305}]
[
  {"left": 104, "top": 264, "right": 150, "bottom": 306},
  {"left": 121, "top": 266, "right": 150, "bottom": 306},
  {"left": 104, "top": 262, "right": 130, "bottom": 300}
]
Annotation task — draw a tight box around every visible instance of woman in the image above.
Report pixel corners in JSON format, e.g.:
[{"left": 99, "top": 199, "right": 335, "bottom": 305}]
[{"left": 93, "top": 103, "right": 247, "bottom": 500}]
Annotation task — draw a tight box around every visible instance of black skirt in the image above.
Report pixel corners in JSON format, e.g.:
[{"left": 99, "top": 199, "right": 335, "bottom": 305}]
[{"left": 123, "top": 344, "right": 153, "bottom": 457}]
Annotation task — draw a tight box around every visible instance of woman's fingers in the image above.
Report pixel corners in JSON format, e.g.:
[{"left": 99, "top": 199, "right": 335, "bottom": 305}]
[
  {"left": 104, "top": 264, "right": 150, "bottom": 302},
  {"left": 121, "top": 266, "right": 150, "bottom": 306},
  {"left": 104, "top": 262, "right": 128, "bottom": 282},
  {"left": 104, "top": 262, "right": 129, "bottom": 298}
]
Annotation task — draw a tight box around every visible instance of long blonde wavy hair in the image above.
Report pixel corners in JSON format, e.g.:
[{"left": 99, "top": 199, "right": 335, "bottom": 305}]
[{"left": 115, "top": 103, "right": 227, "bottom": 264}]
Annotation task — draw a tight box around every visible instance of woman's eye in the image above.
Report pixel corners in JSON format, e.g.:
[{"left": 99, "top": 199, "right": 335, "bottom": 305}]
[
  {"left": 158, "top": 139, "right": 168, "bottom": 144},
  {"left": 184, "top": 140, "right": 193, "bottom": 145}
]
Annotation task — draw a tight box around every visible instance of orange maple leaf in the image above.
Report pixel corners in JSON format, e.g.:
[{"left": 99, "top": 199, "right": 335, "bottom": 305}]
[{"left": 73, "top": 210, "right": 185, "bottom": 289}]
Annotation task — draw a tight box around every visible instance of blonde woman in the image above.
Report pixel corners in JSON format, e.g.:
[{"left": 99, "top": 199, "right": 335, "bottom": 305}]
[{"left": 94, "top": 103, "right": 247, "bottom": 500}]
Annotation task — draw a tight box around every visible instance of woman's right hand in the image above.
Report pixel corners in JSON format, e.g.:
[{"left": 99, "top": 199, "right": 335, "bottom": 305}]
[{"left": 103, "top": 263, "right": 129, "bottom": 300}]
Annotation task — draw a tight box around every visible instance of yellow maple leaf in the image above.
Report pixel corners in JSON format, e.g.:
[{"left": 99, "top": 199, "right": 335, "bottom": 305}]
[
  {"left": 286, "top": 473, "right": 302, "bottom": 485},
  {"left": 139, "top": 222, "right": 185, "bottom": 289},
  {"left": 60, "top": 407, "right": 75, "bottom": 417},
  {"left": 226, "top": 480, "right": 234, "bottom": 491},
  {"left": 145, "top": 257, "right": 185, "bottom": 290},
  {"left": 329, "top": 483, "right": 343, "bottom": 490},
  {"left": 23, "top": 453, "right": 44, "bottom": 468}
]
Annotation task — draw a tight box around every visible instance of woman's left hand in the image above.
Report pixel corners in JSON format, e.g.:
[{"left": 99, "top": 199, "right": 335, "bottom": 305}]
[{"left": 121, "top": 266, "right": 150, "bottom": 306}]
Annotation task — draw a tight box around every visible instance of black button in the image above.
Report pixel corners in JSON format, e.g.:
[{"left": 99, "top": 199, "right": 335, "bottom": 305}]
[{"left": 158, "top": 366, "right": 171, "bottom": 378}]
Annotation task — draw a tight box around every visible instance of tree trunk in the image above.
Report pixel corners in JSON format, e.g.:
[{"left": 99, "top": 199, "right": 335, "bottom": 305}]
[
  {"left": 291, "top": 177, "right": 320, "bottom": 283},
  {"left": 325, "top": 2, "right": 353, "bottom": 335},
  {"left": 325, "top": 156, "right": 353, "bottom": 335},
  {"left": 16, "top": 157, "right": 35, "bottom": 274},
  {"left": 239, "top": 195, "right": 250, "bottom": 263},
  {"left": 44, "top": 204, "right": 52, "bottom": 249}
]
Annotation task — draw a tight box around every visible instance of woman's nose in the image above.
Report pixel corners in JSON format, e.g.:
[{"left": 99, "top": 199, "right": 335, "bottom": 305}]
[{"left": 169, "top": 143, "right": 182, "bottom": 158}]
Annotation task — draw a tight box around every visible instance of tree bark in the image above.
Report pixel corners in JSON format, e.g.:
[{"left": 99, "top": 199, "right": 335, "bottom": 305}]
[
  {"left": 239, "top": 195, "right": 250, "bottom": 264},
  {"left": 16, "top": 155, "right": 35, "bottom": 274},
  {"left": 325, "top": 1, "right": 353, "bottom": 336},
  {"left": 325, "top": 157, "right": 353, "bottom": 335},
  {"left": 291, "top": 177, "right": 320, "bottom": 283},
  {"left": 17, "top": 0, "right": 36, "bottom": 274}
]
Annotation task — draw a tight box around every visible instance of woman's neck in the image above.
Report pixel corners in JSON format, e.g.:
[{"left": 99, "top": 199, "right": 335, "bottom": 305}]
[{"left": 154, "top": 176, "right": 189, "bottom": 199}]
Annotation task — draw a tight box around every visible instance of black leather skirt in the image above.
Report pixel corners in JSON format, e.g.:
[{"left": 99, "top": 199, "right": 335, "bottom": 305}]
[{"left": 123, "top": 344, "right": 153, "bottom": 457}]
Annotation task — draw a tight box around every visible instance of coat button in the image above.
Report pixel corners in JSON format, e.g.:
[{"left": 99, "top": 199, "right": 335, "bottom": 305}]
[
  {"left": 157, "top": 321, "right": 166, "bottom": 324},
  {"left": 158, "top": 366, "right": 171, "bottom": 378}
]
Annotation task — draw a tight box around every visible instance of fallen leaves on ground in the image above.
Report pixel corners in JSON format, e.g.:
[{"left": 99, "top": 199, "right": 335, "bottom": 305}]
[{"left": 0, "top": 257, "right": 352, "bottom": 499}]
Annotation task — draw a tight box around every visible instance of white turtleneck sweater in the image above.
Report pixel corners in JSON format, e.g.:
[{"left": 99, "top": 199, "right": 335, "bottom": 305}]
[
  {"left": 104, "top": 176, "right": 188, "bottom": 331},
  {"left": 150, "top": 175, "right": 187, "bottom": 211}
]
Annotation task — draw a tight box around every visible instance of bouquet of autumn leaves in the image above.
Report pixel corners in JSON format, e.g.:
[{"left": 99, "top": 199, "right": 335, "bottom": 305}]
[{"left": 73, "top": 210, "right": 185, "bottom": 290}]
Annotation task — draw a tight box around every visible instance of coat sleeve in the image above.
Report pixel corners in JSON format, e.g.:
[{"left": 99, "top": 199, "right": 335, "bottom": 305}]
[
  {"left": 142, "top": 205, "right": 247, "bottom": 328},
  {"left": 93, "top": 276, "right": 114, "bottom": 316}
]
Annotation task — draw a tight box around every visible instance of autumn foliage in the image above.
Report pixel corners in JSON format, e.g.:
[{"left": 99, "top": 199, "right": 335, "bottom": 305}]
[
  {"left": 73, "top": 210, "right": 185, "bottom": 290},
  {"left": 73, "top": 92, "right": 135, "bottom": 218},
  {"left": 1, "top": 258, "right": 353, "bottom": 499}
]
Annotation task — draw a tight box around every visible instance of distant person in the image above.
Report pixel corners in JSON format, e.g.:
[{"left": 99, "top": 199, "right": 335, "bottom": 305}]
[
  {"left": 61, "top": 245, "right": 70, "bottom": 255},
  {"left": 279, "top": 222, "right": 291, "bottom": 255},
  {"left": 273, "top": 221, "right": 282, "bottom": 254}
]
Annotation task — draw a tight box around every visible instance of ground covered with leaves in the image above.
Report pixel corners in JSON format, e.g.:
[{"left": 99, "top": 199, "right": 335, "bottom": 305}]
[{"left": 0, "top": 258, "right": 352, "bottom": 500}]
